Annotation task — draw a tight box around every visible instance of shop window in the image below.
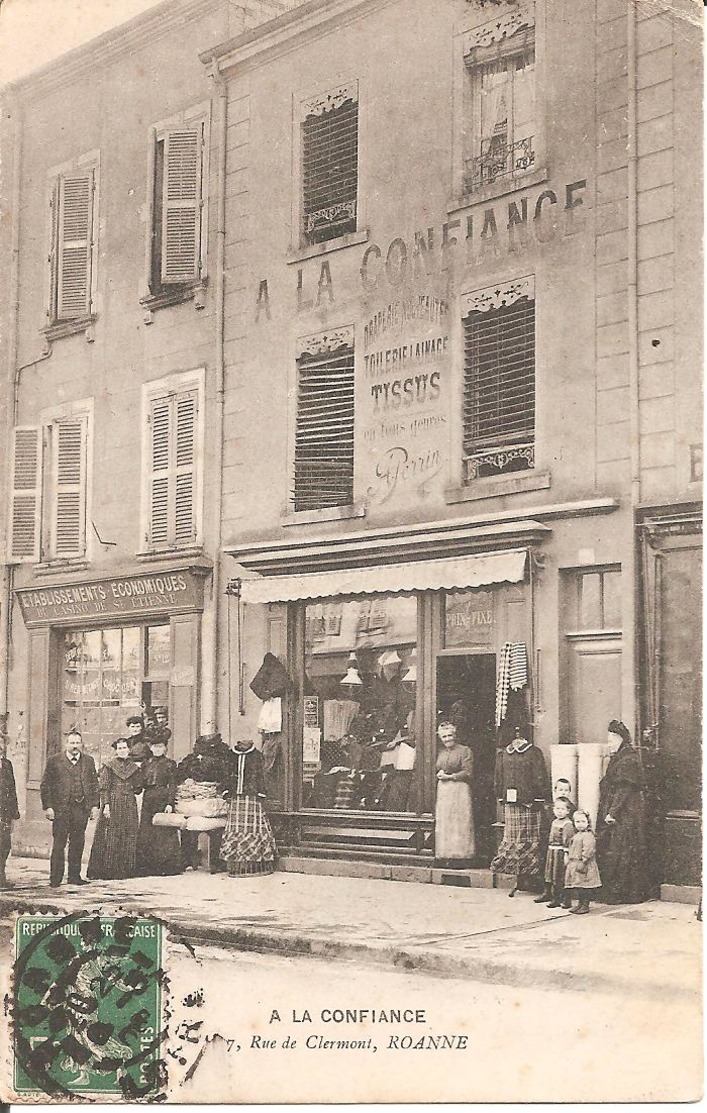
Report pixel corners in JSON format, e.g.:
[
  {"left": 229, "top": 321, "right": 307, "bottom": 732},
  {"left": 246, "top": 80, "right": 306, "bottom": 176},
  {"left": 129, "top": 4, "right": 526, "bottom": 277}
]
[
  {"left": 302, "top": 594, "right": 418, "bottom": 814},
  {"left": 461, "top": 276, "right": 535, "bottom": 482},
  {"left": 45, "top": 153, "right": 99, "bottom": 337},
  {"left": 292, "top": 328, "right": 355, "bottom": 512},
  {"left": 141, "top": 369, "right": 204, "bottom": 551},
  {"left": 462, "top": 5, "right": 536, "bottom": 195},
  {"left": 142, "top": 106, "right": 209, "bottom": 309},
  {"left": 8, "top": 403, "right": 92, "bottom": 564},
  {"left": 576, "top": 568, "right": 622, "bottom": 631},
  {"left": 301, "top": 81, "right": 359, "bottom": 246}
]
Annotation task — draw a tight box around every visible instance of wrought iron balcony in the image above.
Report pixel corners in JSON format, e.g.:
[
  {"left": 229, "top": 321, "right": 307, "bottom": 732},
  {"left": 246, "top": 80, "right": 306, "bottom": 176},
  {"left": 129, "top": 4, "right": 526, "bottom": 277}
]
[
  {"left": 464, "top": 135, "right": 535, "bottom": 193},
  {"left": 463, "top": 441, "right": 534, "bottom": 483}
]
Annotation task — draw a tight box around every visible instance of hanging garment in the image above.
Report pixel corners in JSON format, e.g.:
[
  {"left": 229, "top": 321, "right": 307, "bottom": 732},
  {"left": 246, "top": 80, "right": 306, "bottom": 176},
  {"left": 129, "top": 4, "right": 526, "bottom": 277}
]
[
  {"left": 495, "top": 642, "right": 528, "bottom": 726},
  {"left": 323, "top": 699, "right": 359, "bottom": 742},
  {"left": 257, "top": 697, "right": 282, "bottom": 734}
]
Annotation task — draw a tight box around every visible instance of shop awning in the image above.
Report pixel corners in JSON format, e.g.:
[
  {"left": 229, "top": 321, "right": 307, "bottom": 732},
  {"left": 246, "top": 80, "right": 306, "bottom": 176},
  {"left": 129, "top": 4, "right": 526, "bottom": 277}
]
[{"left": 238, "top": 549, "right": 527, "bottom": 604}]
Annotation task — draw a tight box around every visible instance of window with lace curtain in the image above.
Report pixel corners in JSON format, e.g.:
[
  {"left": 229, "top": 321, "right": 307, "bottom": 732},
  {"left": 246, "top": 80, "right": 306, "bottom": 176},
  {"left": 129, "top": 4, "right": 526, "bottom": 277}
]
[{"left": 462, "top": 5, "right": 537, "bottom": 195}]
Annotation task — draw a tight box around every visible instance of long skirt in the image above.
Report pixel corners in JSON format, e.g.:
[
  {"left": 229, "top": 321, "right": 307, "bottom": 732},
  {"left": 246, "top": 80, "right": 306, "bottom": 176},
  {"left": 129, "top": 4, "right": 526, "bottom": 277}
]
[
  {"left": 88, "top": 791, "right": 139, "bottom": 880},
  {"left": 435, "top": 781, "right": 475, "bottom": 859},
  {"left": 136, "top": 789, "right": 182, "bottom": 877},
  {"left": 491, "top": 804, "right": 543, "bottom": 877},
  {"left": 219, "top": 795, "right": 277, "bottom": 877}
]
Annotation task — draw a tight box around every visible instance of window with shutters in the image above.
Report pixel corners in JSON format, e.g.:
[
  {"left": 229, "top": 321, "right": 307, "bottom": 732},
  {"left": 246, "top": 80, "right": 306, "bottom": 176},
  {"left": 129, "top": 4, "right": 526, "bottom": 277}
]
[
  {"left": 461, "top": 276, "right": 535, "bottom": 483},
  {"left": 142, "top": 106, "right": 209, "bottom": 309},
  {"left": 8, "top": 403, "right": 93, "bottom": 564},
  {"left": 301, "top": 82, "right": 359, "bottom": 247},
  {"left": 45, "top": 154, "right": 99, "bottom": 337},
  {"left": 461, "top": 5, "right": 537, "bottom": 196},
  {"left": 292, "top": 328, "right": 355, "bottom": 513},
  {"left": 141, "top": 371, "right": 204, "bottom": 551}
]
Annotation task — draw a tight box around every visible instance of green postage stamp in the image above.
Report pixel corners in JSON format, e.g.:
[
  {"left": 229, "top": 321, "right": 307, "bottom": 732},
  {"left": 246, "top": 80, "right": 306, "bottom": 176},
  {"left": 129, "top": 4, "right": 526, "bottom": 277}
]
[{"left": 11, "top": 912, "right": 166, "bottom": 1099}]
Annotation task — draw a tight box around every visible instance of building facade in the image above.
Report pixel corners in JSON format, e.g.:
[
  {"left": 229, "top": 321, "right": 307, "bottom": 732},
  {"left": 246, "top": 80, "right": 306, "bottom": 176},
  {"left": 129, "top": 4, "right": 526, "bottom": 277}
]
[
  {"left": 0, "top": 0, "right": 294, "bottom": 855},
  {"left": 201, "top": 0, "right": 702, "bottom": 889},
  {"left": 2, "top": 0, "right": 701, "bottom": 893}
]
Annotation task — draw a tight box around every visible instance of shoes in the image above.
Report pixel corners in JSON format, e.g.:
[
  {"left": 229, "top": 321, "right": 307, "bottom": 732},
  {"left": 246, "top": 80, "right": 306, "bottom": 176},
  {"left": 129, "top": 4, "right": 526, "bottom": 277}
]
[
  {"left": 547, "top": 898, "right": 562, "bottom": 908},
  {"left": 561, "top": 898, "right": 573, "bottom": 910},
  {"left": 49, "top": 881, "right": 61, "bottom": 888},
  {"left": 570, "top": 904, "right": 590, "bottom": 915},
  {"left": 534, "top": 891, "right": 552, "bottom": 904},
  {"left": 68, "top": 877, "right": 89, "bottom": 886}
]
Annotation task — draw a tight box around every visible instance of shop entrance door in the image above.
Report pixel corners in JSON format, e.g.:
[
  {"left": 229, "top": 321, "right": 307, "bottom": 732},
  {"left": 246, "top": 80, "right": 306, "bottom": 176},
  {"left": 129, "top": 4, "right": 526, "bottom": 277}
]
[{"left": 436, "top": 653, "right": 496, "bottom": 863}]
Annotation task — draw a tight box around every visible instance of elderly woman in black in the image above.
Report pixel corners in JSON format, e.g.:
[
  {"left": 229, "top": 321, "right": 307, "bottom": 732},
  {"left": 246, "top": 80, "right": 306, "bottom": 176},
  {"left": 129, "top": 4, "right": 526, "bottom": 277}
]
[
  {"left": 596, "top": 719, "right": 648, "bottom": 903},
  {"left": 88, "top": 738, "right": 144, "bottom": 880}
]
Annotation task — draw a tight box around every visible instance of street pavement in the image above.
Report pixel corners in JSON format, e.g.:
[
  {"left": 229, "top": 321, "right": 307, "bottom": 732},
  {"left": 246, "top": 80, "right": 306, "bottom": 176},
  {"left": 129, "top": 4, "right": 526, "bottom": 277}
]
[{"left": 0, "top": 855, "right": 700, "bottom": 1003}]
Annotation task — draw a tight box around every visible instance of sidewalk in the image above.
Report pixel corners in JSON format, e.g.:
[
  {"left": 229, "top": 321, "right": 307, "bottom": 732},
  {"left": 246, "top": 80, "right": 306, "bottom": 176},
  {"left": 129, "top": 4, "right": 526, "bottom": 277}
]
[{"left": 1, "top": 856, "right": 700, "bottom": 1000}]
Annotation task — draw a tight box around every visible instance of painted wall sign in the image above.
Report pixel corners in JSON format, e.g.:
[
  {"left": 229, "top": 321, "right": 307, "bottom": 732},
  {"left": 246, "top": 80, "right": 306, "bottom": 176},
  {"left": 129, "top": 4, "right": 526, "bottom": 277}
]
[
  {"left": 445, "top": 590, "right": 495, "bottom": 647},
  {"left": 16, "top": 568, "right": 207, "bottom": 626}
]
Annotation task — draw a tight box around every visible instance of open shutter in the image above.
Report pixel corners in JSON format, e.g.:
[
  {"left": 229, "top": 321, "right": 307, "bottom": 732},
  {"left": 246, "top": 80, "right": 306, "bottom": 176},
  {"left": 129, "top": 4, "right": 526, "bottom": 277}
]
[
  {"left": 9, "top": 427, "right": 42, "bottom": 563},
  {"left": 161, "top": 128, "right": 202, "bottom": 284},
  {"left": 174, "top": 391, "right": 197, "bottom": 543},
  {"left": 57, "top": 171, "right": 94, "bottom": 319},
  {"left": 52, "top": 417, "right": 88, "bottom": 557},
  {"left": 149, "top": 397, "right": 172, "bottom": 546},
  {"left": 48, "top": 180, "right": 60, "bottom": 321}
]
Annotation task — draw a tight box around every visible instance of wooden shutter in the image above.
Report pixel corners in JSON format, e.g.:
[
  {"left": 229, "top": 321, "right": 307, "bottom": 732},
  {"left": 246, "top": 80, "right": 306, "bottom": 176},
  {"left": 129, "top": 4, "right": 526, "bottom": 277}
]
[
  {"left": 302, "top": 94, "right": 358, "bottom": 245},
  {"left": 293, "top": 345, "right": 354, "bottom": 512},
  {"left": 48, "top": 180, "right": 60, "bottom": 322},
  {"left": 57, "top": 171, "right": 94, "bottom": 319},
  {"left": 463, "top": 297, "right": 535, "bottom": 474},
  {"left": 161, "top": 128, "right": 202, "bottom": 284},
  {"left": 9, "top": 426, "right": 42, "bottom": 563},
  {"left": 148, "top": 390, "right": 198, "bottom": 546},
  {"left": 51, "top": 417, "right": 88, "bottom": 557}
]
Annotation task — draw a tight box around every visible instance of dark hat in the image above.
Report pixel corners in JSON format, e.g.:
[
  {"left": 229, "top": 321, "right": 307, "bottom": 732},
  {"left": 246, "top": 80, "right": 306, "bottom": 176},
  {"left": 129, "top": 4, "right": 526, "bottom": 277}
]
[
  {"left": 608, "top": 719, "right": 631, "bottom": 745},
  {"left": 126, "top": 715, "right": 144, "bottom": 727},
  {"left": 111, "top": 737, "right": 131, "bottom": 750}
]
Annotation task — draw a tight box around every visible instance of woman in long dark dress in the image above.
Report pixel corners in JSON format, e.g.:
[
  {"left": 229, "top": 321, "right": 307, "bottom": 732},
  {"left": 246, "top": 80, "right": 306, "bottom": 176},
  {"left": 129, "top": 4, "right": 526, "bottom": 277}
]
[
  {"left": 136, "top": 737, "right": 182, "bottom": 876},
  {"left": 88, "top": 738, "right": 144, "bottom": 880},
  {"left": 596, "top": 719, "right": 648, "bottom": 903}
]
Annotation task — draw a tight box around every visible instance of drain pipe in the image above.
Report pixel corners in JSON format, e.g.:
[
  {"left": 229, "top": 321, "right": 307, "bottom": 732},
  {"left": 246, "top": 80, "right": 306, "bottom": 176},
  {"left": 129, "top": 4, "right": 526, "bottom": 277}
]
[
  {"left": 626, "top": 0, "right": 640, "bottom": 736},
  {"left": 200, "top": 60, "right": 228, "bottom": 733}
]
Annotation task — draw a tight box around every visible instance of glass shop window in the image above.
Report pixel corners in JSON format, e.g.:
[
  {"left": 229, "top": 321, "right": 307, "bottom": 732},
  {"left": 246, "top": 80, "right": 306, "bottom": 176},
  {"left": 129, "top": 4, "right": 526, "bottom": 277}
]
[{"left": 302, "top": 594, "right": 418, "bottom": 813}]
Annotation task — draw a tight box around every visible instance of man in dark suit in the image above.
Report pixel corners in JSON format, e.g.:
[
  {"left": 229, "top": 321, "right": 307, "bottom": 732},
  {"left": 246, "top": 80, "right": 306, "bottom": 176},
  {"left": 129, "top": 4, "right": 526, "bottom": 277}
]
[
  {"left": 1, "top": 732, "right": 20, "bottom": 890},
  {"left": 40, "top": 730, "right": 99, "bottom": 887}
]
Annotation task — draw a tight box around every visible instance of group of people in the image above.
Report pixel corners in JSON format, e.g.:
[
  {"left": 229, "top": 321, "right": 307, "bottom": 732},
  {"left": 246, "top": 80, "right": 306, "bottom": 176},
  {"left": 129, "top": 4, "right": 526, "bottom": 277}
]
[{"left": 435, "top": 717, "right": 649, "bottom": 910}]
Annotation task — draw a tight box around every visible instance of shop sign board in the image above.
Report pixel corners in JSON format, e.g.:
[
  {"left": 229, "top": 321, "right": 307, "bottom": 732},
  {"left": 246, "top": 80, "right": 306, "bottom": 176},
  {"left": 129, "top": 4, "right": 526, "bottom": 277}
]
[
  {"left": 445, "top": 589, "right": 494, "bottom": 647},
  {"left": 16, "top": 568, "right": 207, "bottom": 627}
]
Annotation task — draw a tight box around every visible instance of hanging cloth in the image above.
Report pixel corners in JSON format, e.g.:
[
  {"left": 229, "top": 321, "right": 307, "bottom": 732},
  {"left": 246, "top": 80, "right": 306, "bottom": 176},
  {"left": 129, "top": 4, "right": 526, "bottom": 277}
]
[
  {"left": 508, "top": 642, "right": 528, "bottom": 691},
  {"left": 495, "top": 642, "right": 528, "bottom": 726}
]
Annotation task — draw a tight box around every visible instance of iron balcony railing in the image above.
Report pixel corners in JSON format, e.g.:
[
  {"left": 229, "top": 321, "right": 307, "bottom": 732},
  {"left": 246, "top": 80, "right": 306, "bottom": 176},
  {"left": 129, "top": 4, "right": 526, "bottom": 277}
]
[{"left": 464, "top": 135, "right": 535, "bottom": 193}]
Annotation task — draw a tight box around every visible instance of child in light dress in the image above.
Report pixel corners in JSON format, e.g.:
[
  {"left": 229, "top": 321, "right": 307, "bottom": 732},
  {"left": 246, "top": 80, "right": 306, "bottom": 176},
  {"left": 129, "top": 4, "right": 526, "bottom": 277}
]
[{"left": 564, "top": 808, "right": 602, "bottom": 914}]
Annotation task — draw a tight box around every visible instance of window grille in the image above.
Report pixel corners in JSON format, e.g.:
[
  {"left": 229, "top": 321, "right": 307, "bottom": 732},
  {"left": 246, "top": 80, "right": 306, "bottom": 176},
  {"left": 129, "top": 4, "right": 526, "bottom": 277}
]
[
  {"left": 302, "top": 86, "right": 358, "bottom": 245},
  {"left": 293, "top": 337, "right": 355, "bottom": 512},
  {"left": 462, "top": 285, "right": 535, "bottom": 481}
]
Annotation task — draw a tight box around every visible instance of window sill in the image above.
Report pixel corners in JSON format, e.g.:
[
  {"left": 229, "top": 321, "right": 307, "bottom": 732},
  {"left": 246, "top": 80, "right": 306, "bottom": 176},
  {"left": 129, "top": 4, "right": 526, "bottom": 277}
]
[
  {"left": 286, "top": 229, "right": 369, "bottom": 266},
  {"left": 448, "top": 166, "right": 549, "bottom": 213},
  {"left": 140, "top": 281, "right": 206, "bottom": 319},
  {"left": 135, "top": 546, "right": 205, "bottom": 564},
  {"left": 33, "top": 558, "right": 90, "bottom": 577},
  {"left": 282, "top": 504, "right": 366, "bottom": 527},
  {"left": 445, "top": 470, "right": 551, "bottom": 505},
  {"left": 43, "top": 315, "right": 96, "bottom": 343}
]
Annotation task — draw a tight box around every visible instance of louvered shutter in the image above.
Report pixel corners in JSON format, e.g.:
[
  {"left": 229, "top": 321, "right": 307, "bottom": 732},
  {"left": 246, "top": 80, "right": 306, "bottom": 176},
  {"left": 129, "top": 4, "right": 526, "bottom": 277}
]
[
  {"left": 161, "top": 128, "right": 202, "bottom": 284},
  {"left": 149, "top": 397, "right": 171, "bottom": 546},
  {"left": 148, "top": 390, "right": 198, "bottom": 546},
  {"left": 293, "top": 345, "right": 355, "bottom": 512},
  {"left": 302, "top": 95, "right": 358, "bottom": 245},
  {"left": 52, "top": 417, "right": 88, "bottom": 557},
  {"left": 57, "top": 171, "right": 94, "bottom": 319},
  {"left": 9, "top": 427, "right": 42, "bottom": 563},
  {"left": 463, "top": 297, "right": 535, "bottom": 476},
  {"left": 47, "top": 180, "right": 60, "bottom": 321}
]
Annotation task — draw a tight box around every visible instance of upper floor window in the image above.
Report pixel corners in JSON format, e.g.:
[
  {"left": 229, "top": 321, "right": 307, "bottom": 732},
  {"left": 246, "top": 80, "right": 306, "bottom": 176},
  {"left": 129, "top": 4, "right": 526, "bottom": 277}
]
[
  {"left": 46, "top": 154, "right": 99, "bottom": 333},
  {"left": 461, "top": 276, "right": 535, "bottom": 483},
  {"left": 141, "top": 370, "right": 205, "bottom": 550},
  {"left": 143, "top": 105, "right": 210, "bottom": 307},
  {"left": 301, "top": 82, "right": 359, "bottom": 246},
  {"left": 462, "top": 5, "right": 536, "bottom": 195},
  {"left": 9, "top": 402, "right": 92, "bottom": 564},
  {"left": 575, "top": 568, "right": 622, "bottom": 632},
  {"left": 292, "top": 328, "right": 355, "bottom": 512}
]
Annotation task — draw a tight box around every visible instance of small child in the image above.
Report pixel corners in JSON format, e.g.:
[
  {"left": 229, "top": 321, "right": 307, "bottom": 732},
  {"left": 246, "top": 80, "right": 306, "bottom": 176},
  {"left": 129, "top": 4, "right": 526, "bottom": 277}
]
[
  {"left": 564, "top": 808, "right": 602, "bottom": 914},
  {"left": 553, "top": 777, "right": 576, "bottom": 812},
  {"left": 535, "top": 797, "right": 574, "bottom": 908}
]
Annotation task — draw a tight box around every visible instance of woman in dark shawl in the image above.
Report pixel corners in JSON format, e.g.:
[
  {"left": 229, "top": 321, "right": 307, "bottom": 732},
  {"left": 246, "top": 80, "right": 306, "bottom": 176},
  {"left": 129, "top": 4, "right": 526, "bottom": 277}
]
[
  {"left": 136, "top": 736, "right": 182, "bottom": 876},
  {"left": 596, "top": 720, "right": 649, "bottom": 903},
  {"left": 88, "top": 738, "right": 144, "bottom": 880}
]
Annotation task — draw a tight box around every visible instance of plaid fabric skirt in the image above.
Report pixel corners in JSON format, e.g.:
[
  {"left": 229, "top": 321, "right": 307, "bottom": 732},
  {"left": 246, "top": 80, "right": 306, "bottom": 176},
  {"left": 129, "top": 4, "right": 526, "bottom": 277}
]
[
  {"left": 491, "top": 804, "right": 543, "bottom": 877},
  {"left": 220, "top": 795, "right": 277, "bottom": 876}
]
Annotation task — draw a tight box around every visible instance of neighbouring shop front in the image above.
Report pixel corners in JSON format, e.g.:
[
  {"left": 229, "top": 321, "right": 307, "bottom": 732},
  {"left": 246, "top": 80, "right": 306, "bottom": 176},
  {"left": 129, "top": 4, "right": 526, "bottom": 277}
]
[
  {"left": 14, "top": 562, "right": 210, "bottom": 848},
  {"left": 233, "top": 533, "right": 548, "bottom": 872}
]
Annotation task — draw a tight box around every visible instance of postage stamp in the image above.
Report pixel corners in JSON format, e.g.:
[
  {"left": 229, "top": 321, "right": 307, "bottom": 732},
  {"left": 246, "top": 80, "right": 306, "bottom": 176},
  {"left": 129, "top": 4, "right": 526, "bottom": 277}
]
[{"left": 11, "top": 912, "right": 166, "bottom": 1100}]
